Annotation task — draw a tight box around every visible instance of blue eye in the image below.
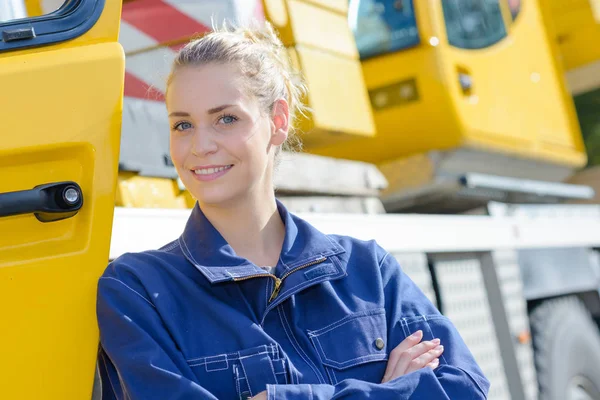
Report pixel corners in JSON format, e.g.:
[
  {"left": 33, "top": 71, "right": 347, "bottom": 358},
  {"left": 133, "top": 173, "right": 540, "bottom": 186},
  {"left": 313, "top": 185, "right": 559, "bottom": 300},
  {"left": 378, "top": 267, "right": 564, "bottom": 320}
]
[
  {"left": 174, "top": 121, "right": 192, "bottom": 131},
  {"left": 219, "top": 114, "right": 238, "bottom": 124}
]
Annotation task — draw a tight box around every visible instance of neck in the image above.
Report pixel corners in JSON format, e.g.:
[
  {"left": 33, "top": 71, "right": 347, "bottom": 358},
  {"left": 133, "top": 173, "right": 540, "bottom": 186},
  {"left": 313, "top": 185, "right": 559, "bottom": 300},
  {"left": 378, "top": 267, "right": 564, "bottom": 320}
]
[{"left": 199, "top": 192, "right": 285, "bottom": 268}]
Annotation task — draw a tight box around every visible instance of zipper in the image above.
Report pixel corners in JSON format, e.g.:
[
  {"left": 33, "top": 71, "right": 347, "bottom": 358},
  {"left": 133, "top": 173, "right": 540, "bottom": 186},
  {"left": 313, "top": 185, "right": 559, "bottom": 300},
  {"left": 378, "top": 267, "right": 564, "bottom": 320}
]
[{"left": 233, "top": 257, "right": 328, "bottom": 303}]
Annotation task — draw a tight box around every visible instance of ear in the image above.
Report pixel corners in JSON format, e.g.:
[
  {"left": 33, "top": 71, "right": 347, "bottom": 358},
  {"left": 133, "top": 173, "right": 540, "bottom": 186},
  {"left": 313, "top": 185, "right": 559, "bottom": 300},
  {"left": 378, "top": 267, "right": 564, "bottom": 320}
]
[{"left": 270, "top": 98, "right": 289, "bottom": 146}]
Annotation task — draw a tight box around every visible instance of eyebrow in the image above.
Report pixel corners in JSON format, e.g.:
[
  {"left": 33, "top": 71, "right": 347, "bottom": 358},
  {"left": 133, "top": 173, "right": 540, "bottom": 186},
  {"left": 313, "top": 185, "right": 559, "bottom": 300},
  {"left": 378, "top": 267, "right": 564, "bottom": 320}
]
[
  {"left": 168, "top": 111, "right": 190, "bottom": 117},
  {"left": 168, "top": 104, "right": 234, "bottom": 118},
  {"left": 207, "top": 104, "right": 234, "bottom": 114}
]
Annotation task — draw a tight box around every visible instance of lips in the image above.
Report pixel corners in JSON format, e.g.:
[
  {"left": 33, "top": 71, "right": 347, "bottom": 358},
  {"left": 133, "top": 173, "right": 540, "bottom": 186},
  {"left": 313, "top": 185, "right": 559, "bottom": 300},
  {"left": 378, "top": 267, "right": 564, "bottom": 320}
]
[
  {"left": 189, "top": 164, "right": 234, "bottom": 182},
  {"left": 192, "top": 165, "right": 233, "bottom": 175}
]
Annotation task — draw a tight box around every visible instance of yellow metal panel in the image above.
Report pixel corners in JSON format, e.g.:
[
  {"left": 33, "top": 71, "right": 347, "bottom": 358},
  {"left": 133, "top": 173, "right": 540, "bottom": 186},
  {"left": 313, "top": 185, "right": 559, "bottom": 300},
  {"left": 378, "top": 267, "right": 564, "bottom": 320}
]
[
  {"left": 116, "top": 173, "right": 194, "bottom": 209},
  {"left": 290, "top": 45, "right": 375, "bottom": 147},
  {"left": 308, "top": 46, "right": 462, "bottom": 163},
  {"left": 263, "top": 0, "right": 289, "bottom": 26},
  {"left": 264, "top": 0, "right": 357, "bottom": 58},
  {"left": 0, "top": 2, "right": 124, "bottom": 399},
  {"left": 288, "top": 0, "right": 357, "bottom": 58},
  {"left": 263, "top": 0, "right": 373, "bottom": 145},
  {"left": 542, "top": 0, "right": 600, "bottom": 71},
  {"left": 303, "top": 0, "right": 348, "bottom": 14}
]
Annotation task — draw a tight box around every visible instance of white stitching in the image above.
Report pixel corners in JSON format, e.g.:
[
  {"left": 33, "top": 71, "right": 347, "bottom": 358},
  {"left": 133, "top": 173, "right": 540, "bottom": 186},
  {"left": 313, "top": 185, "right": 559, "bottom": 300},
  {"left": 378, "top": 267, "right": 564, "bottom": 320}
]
[
  {"left": 324, "top": 366, "right": 336, "bottom": 385},
  {"left": 204, "top": 356, "right": 229, "bottom": 372},
  {"left": 238, "top": 357, "right": 254, "bottom": 397},
  {"left": 239, "top": 350, "right": 270, "bottom": 360},
  {"left": 279, "top": 255, "right": 290, "bottom": 271},
  {"left": 99, "top": 277, "right": 156, "bottom": 309},
  {"left": 307, "top": 308, "right": 385, "bottom": 337},
  {"left": 234, "top": 365, "right": 243, "bottom": 398},
  {"left": 268, "top": 268, "right": 343, "bottom": 310},
  {"left": 278, "top": 306, "right": 327, "bottom": 384},
  {"left": 267, "top": 355, "right": 277, "bottom": 385},
  {"left": 422, "top": 318, "right": 448, "bottom": 365},
  {"left": 404, "top": 314, "right": 446, "bottom": 324},
  {"left": 187, "top": 348, "right": 272, "bottom": 364},
  {"left": 329, "top": 368, "right": 338, "bottom": 385},
  {"left": 312, "top": 335, "right": 386, "bottom": 368},
  {"left": 399, "top": 318, "right": 408, "bottom": 338}
]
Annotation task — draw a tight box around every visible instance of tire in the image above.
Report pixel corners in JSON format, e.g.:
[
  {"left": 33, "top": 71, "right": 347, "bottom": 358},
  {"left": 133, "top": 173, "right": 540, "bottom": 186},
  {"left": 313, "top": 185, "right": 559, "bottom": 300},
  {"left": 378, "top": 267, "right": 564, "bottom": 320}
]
[{"left": 530, "top": 296, "right": 600, "bottom": 400}]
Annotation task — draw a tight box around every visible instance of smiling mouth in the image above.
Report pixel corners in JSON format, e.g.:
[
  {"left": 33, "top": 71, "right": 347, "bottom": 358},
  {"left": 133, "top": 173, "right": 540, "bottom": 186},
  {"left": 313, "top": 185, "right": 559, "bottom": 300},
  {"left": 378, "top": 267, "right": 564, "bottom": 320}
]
[{"left": 192, "top": 165, "right": 233, "bottom": 175}]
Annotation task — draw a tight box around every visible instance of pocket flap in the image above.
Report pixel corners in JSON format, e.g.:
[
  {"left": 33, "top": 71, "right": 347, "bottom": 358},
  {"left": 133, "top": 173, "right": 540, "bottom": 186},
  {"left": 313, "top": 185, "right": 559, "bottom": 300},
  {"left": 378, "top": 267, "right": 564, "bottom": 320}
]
[{"left": 307, "top": 309, "right": 388, "bottom": 370}]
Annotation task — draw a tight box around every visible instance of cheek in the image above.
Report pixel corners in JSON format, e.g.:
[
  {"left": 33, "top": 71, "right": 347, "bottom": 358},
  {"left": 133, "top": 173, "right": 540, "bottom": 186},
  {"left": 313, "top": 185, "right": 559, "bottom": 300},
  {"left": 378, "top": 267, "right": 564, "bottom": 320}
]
[
  {"left": 236, "top": 132, "right": 270, "bottom": 167},
  {"left": 169, "top": 136, "right": 189, "bottom": 168}
]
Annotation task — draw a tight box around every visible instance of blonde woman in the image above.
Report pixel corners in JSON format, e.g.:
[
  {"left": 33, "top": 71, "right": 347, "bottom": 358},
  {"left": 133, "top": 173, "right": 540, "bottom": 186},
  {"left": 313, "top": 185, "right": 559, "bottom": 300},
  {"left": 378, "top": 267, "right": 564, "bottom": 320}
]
[{"left": 96, "top": 23, "right": 489, "bottom": 400}]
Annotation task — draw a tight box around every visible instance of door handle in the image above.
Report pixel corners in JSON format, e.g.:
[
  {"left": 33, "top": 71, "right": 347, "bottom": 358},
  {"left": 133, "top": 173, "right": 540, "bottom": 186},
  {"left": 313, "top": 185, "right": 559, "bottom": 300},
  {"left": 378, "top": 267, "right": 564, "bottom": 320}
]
[
  {"left": 456, "top": 66, "right": 473, "bottom": 95},
  {"left": 0, "top": 181, "right": 84, "bottom": 222}
]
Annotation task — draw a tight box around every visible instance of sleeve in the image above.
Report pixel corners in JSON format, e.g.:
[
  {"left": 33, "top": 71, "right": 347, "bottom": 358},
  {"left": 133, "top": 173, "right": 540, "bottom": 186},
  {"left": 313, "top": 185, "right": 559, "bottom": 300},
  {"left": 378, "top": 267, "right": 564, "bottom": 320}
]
[
  {"left": 96, "top": 273, "right": 219, "bottom": 400},
  {"left": 265, "top": 250, "right": 490, "bottom": 400}
]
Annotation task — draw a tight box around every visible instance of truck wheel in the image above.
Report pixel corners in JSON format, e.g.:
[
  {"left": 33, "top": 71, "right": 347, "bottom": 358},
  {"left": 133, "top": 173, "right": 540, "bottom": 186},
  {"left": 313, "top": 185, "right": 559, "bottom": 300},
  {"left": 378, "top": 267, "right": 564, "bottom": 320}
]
[{"left": 530, "top": 296, "right": 600, "bottom": 400}]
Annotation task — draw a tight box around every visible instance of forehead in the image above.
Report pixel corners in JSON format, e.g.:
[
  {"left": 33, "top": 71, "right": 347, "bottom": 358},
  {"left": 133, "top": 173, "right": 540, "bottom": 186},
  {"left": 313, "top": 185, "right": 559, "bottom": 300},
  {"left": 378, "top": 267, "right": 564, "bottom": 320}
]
[{"left": 167, "top": 63, "right": 251, "bottom": 110}]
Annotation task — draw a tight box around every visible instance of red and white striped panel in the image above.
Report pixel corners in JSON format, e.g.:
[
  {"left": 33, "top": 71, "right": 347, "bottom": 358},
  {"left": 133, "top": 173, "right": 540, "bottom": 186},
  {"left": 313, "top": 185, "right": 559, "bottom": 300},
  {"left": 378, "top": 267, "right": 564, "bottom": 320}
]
[{"left": 120, "top": 0, "right": 264, "bottom": 101}]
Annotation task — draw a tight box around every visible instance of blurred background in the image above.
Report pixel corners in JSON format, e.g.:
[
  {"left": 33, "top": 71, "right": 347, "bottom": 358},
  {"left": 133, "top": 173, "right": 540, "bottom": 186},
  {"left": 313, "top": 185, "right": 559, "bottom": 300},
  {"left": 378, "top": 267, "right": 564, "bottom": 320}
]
[{"left": 3, "top": 0, "right": 599, "bottom": 215}]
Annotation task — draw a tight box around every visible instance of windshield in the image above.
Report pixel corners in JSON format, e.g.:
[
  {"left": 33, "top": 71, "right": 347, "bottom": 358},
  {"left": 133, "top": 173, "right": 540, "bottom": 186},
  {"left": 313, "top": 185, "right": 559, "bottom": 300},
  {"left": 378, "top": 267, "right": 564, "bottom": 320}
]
[
  {"left": 349, "top": 0, "right": 420, "bottom": 60},
  {"left": 441, "top": 0, "right": 507, "bottom": 49}
]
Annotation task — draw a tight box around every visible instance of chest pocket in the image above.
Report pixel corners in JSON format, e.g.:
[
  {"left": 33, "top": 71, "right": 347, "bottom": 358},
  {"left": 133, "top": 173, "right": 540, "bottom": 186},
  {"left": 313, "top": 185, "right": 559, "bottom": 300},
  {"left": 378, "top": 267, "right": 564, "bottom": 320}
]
[
  {"left": 186, "top": 344, "right": 289, "bottom": 399},
  {"left": 307, "top": 308, "right": 388, "bottom": 385}
]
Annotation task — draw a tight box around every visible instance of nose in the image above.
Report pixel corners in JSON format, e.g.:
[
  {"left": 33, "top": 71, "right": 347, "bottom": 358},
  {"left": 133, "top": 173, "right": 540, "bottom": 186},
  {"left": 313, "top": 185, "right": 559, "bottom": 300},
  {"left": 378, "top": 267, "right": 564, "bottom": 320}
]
[{"left": 191, "top": 128, "right": 218, "bottom": 156}]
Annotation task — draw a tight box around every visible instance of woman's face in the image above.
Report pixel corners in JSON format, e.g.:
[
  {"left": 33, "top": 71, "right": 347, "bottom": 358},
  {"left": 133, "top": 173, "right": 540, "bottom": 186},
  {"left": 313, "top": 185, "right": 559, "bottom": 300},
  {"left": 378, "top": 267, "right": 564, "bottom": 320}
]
[{"left": 167, "top": 63, "right": 288, "bottom": 207}]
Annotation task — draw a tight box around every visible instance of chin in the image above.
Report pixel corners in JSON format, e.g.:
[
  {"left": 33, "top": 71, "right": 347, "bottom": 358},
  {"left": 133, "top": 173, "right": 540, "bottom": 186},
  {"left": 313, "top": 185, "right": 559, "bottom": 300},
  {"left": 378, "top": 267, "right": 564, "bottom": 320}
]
[{"left": 189, "top": 186, "right": 243, "bottom": 207}]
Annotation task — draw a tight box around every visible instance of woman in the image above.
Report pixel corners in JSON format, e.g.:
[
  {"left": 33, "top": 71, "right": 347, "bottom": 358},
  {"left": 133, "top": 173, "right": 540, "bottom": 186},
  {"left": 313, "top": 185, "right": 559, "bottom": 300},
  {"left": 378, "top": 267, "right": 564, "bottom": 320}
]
[{"left": 96, "top": 23, "right": 489, "bottom": 400}]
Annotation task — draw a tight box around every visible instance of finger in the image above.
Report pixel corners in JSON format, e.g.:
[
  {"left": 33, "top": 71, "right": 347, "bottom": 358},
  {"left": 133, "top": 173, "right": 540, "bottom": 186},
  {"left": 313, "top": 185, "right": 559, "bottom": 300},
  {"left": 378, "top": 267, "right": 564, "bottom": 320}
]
[
  {"left": 394, "top": 330, "right": 425, "bottom": 355},
  {"left": 402, "top": 338, "right": 441, "bottom": 362},
  {"left": 382, "top": 330, "right": 423, "bottom": 383},
  {"left": 426, "top": 358, "right": 440, "bottom": 370},
  {"left": 392, "top": 344, "right": 443, "bottom": 381},
  {"left": 405, "top": 345, "right": 444, "bottom": 374},
  {"left": 389, "top": 343, "right": 443, "bottom": 382},
  {"left": 383, "top": 338, "right": 440, "bottom": 383}
]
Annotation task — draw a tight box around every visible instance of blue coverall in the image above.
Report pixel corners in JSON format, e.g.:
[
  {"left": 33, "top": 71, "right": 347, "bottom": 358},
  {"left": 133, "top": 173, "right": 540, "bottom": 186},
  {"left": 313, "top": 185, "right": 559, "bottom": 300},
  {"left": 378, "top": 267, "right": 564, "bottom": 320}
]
[{"left": 97, "top": 201, "right": 490, "bottom": 399}]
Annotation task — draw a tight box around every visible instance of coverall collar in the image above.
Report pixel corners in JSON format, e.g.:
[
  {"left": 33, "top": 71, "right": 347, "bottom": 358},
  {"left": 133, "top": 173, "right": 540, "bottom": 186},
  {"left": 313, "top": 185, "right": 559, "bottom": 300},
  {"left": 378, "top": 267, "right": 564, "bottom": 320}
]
[{"left": 178, "top": 199, "right": 345, "bottom": 283}]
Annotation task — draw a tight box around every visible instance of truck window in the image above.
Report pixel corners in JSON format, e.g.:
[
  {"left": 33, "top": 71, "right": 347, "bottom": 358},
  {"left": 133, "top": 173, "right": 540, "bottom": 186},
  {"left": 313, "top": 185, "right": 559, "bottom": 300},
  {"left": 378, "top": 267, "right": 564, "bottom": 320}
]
[
  {"left": 0, "top": 0, "right": 102, "bottom": 52},
  {"left": 441, "top": 0, "right": 507, "bottom": 49},
  {"left": 349, "top": 0, "right": 420, "bottom": 60},
  {"left": 0, "top": 0, "right": 65, "bottom": 22}
]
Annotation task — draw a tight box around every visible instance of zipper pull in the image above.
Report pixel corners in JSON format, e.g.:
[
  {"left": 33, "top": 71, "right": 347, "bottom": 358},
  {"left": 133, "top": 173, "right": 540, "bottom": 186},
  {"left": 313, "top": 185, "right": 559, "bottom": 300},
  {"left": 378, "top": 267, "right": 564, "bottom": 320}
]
[{"left": 269, "top": 278, "right": 282, "bottom": 303}]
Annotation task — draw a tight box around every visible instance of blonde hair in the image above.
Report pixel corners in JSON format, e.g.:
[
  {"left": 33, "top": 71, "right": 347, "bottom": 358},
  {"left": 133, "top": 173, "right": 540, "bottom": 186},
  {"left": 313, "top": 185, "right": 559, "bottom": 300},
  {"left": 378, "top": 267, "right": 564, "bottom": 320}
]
[{"left": 166, "top": 21, "right": 308, "bottom": 153}]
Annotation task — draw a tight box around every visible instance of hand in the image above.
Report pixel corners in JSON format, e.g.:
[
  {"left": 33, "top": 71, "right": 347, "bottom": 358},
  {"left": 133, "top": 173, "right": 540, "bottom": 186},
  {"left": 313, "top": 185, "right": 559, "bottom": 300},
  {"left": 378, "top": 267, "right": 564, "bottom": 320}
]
[
  {"left": 381, "top": 330, "right": 444, "bottom": 383},
  {"left": 250, "top": 391, "right": 267, "bottom": 400}
]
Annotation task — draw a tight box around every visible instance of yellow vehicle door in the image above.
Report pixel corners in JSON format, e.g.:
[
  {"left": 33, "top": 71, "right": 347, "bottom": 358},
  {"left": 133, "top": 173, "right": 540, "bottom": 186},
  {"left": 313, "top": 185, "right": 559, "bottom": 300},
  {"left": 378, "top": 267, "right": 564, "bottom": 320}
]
[{"left": 0, "top": 0, "right": 124, "bottom": 398}]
